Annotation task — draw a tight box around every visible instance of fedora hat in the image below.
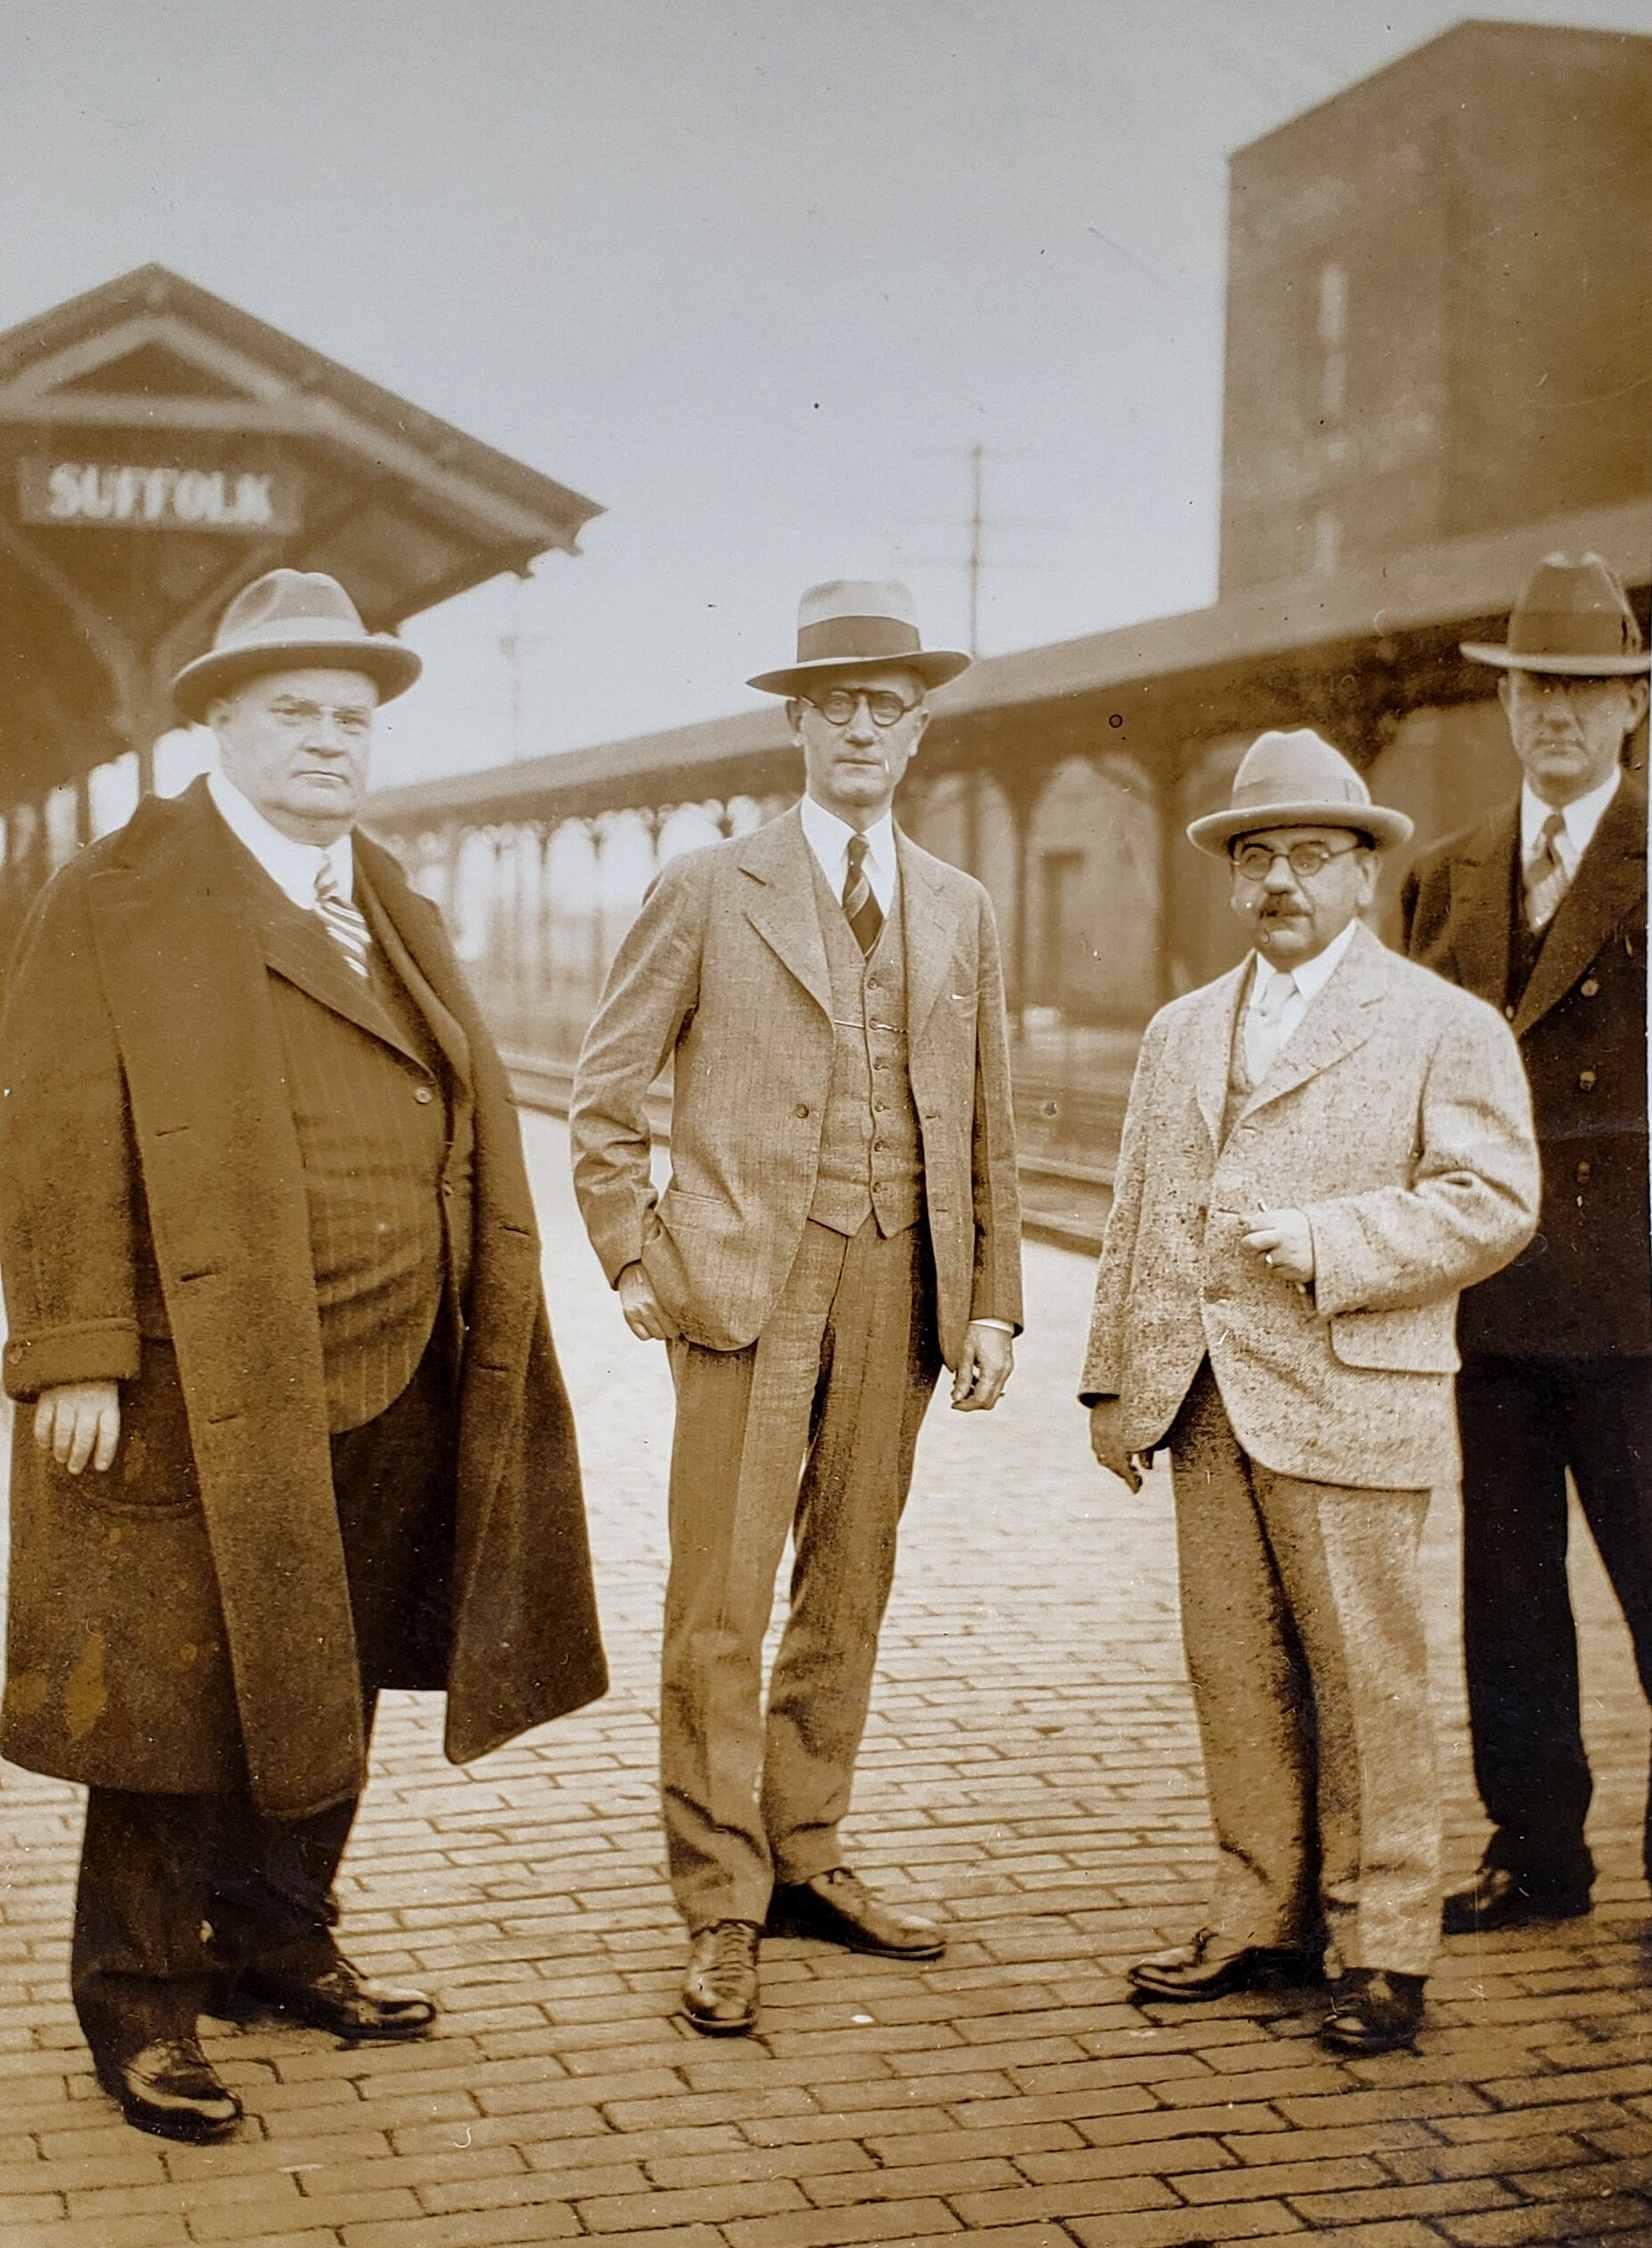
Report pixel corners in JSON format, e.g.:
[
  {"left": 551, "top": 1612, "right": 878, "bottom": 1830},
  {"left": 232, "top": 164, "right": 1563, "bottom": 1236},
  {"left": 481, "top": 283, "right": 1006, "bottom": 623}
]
[
  {"left": 171, "top": 569, "right": 424, "bottom": 722},
  {"left": 1186, "top": 728, "right": 1413, "bottom": 858},
  {"left": 748, "top": 579, "right": 971, "bottom": 697},
  {"left": 1462, "top": 552, "right": 1649, "bottom": 677}
]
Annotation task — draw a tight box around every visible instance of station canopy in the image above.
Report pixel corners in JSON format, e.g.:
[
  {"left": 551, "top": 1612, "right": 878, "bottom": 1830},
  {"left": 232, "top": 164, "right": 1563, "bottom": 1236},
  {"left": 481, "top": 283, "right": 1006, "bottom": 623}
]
[{"left": 0, "top": 263, "right": 601, "bottom": 806}]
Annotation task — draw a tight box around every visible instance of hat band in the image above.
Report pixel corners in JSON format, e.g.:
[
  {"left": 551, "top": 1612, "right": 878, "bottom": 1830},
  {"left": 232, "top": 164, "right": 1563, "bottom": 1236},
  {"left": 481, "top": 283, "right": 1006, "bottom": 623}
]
[
  {"left": 1230, "top": 777, "right": 1369, "bottom": 810},
  {"left": 796, "top": 616, "right": 923, "bottom": 665},
  {"left": 1507, "top": 608, "right": 1645, "bottom": 658}
]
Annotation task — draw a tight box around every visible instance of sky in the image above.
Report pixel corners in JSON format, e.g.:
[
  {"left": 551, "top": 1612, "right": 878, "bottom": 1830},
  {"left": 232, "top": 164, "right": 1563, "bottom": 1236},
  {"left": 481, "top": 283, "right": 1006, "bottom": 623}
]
[{"left": 2, "top": 0, "right": 1649, "bottom": 786}]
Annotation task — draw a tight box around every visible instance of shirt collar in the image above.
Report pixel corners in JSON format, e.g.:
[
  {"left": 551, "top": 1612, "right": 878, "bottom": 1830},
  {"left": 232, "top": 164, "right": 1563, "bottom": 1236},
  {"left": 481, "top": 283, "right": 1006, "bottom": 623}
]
[
  {"left": 207, "top": 769, "right": 354, "bottom": 912},
  {"left": 1521, "top": 766, "right": 1621, "bottom": 864},
  {"left": 1250, "top": 915, "right": 1359, "bottom": 1006},
  {"left": 798, "top": 793, "right": 897, "bottom": 887}
]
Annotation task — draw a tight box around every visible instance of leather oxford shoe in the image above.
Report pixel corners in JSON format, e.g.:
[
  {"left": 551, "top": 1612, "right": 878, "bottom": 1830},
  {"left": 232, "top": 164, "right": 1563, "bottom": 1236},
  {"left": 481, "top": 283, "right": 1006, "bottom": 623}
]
[
  {"left": 96, "top": 2036, "right": 244, "bottom": 2143},
  {"left": 1128, "top": 1928, "right": 1325, "bottom": 2003},
  {"left": 229, "top": 1955, "right": 436, "bottom": 2043},
  {"left": 767, "top": 1867, "right": 945, "bottom": 1959},
  {"left": 681, "top": 1920, "right": 761, "bottom": 2036},
  {"left": 1441, "top": 1865, "right": 1590, "bottom": 1936},
  {"left": 1321, "top": 1967, "right": 1426, "bottom": 2054}
]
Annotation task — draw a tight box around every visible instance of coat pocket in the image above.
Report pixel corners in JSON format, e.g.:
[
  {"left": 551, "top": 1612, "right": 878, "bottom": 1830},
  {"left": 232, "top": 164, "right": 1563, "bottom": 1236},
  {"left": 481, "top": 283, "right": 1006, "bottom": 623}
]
[{"left": 1328, "top": 1306, "right": 1459, "bottom": 1374}]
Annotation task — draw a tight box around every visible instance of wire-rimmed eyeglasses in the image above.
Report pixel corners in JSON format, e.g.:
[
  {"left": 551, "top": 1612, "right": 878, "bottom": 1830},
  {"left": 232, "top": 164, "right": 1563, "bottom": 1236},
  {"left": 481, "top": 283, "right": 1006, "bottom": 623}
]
[{"left": 1230, "top": 838, "right": 1365, "bottom": 882}]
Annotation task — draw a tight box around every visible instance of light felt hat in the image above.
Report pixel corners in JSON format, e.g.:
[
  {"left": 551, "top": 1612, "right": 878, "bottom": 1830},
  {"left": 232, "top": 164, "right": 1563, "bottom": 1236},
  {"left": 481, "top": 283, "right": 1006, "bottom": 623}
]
[
  {"left": 1186, "top": 728, "right": 1413, "bottom": 857},
  {"left": 748, "top": 579, "right": 971, "bottom": 697},
  {"left": 172, "top": 569, "right": 423, "bottom": 721},
  {"left": 1461, "top": 552, "right": 1649, "bottom": 677}
]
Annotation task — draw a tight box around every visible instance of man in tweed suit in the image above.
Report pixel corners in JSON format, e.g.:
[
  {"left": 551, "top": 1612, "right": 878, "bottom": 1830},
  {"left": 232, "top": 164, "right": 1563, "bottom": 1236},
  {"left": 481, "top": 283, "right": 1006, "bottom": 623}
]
[
  {"left": 1083, "top": 731, "right": 1538, "bottom": 2054},
  {"left": 1402, "top": 554, "right": 1650, "bottom": 1935},
  {"left": 0, "top": 572, "right": 604, "bottom": 2141},
  {"left": 571, "top": 581, "right": 1021, "bottom": 2036}
]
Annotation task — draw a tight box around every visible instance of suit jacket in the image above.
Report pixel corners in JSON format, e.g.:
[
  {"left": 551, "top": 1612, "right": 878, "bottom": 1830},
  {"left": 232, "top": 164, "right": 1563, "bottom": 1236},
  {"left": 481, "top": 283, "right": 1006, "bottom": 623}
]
[
  {"left": 1400, "top": 774, "right": 1649, "bottom": 1358},
  {"left": 0, "top": 779, "right": 606, "bottom": 1817},
  {"left": 1080, "top": 922, "right": 1539, "bottom": 1488},
  {"left": 569, "top": 805, "right": 1022, "bottom": 1367}
]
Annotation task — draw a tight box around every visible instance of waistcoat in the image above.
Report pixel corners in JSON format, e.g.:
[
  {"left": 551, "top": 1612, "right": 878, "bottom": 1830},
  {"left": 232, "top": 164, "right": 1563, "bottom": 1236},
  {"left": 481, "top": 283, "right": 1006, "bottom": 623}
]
[
  {"left": 258, "top": 879, "right": 467, "bottom": 1434},
  {"left": 806, "top": 850, "right": 924, "bottom": 1238}
]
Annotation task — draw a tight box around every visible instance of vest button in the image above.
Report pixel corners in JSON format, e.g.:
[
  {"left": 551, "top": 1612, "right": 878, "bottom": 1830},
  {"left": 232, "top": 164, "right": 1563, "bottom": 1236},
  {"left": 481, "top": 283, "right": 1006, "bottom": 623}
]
[
  {"left": 1582, "top": 978, "right": 1600, "bottom": 997},
  {"left": 414, "top": 1085, "right": 434, "bottom": 1104},
  {"left": 1504, "top": 1004, "right": 1516, "bottom": 1020},
  {"left": 1576, "top": 1160, "right": 1592, "bottom": 1183},
  {"left": 1578, "top": 1069, "right": 1598, "bottom": 1091},
  {"left": 795, "top": 1103, "right": 811, "bottom": 1120}
]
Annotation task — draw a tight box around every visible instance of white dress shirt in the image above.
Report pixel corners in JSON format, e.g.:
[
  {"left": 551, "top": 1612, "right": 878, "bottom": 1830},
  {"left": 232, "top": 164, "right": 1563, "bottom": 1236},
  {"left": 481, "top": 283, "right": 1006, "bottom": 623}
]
[
  {"left": 798, "top": 794, "right": 898, "bottom": 913},
  {"left": 1243, "top": 916, "right": 1359, "bottom": 1079},
  {"left": 1520, "top": 765, "right": 1620, "bottom": 882},
  {"left": 207, "top": 768, "right": 354, "bottom": 911}
]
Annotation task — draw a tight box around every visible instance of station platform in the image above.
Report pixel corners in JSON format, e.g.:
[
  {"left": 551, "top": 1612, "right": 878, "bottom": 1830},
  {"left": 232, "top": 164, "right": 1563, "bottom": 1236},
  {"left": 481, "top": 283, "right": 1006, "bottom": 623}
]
[{"left": 3, "top": 1112, "right": 1651, "bottom": 2248}]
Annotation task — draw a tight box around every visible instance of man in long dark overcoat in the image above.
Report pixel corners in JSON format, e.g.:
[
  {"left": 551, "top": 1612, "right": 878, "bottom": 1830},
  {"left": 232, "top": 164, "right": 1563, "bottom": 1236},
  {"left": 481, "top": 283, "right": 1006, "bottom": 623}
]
[
  {"left": 0, "top": 569, "right": 606, "bottom": 2141},
  {"left": 1401, "top": 552, "right": 1650, "bottom": 1935}
]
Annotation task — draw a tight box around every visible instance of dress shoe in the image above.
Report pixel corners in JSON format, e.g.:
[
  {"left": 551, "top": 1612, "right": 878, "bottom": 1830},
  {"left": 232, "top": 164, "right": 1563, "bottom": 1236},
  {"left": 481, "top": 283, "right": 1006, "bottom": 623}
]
[
  {"left": 767, "top": 1868, "right": 945, "bottom": 1959},
  {"left": 228, "top": 1955, "right": 436, "bottom": 2042},
  {"left": 1320, "top": 1967, "right": 1426, "bottom": 2054},
  {"left": 1128, "top": 1928, "right": 1325, "bottom": 2003},
  {"left": 1441, "top": 1864, "right": 1590, "bottom": 1936},
  {"left": 681, "top": 1920, "right": 761, "bottom": 2036},
  {"left": 95, "top": 2036, "right": 244, "bottom": 2143}
]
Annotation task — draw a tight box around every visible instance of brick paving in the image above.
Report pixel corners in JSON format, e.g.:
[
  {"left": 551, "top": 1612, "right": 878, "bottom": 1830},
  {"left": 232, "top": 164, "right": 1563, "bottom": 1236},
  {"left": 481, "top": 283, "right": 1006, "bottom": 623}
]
[{"left": 3, "top": 1110, "right": 1651, "bottom": 2248}]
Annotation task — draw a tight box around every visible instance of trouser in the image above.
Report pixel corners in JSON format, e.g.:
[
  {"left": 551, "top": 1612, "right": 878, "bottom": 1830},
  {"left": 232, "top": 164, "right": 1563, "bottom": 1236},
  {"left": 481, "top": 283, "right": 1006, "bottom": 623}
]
[
  {"left": 660, "top": 1215, "right": 943, "bottom": 1930},
  {"left": 1457, "top": 1354, "right": 1652, "bottom": 1899},
  {"left": 1169, "top": 1360, "right": 1441, "bottom": 1978},
  {"left": 71, "top": 1335, "right": 458, "bottom": 2063}
]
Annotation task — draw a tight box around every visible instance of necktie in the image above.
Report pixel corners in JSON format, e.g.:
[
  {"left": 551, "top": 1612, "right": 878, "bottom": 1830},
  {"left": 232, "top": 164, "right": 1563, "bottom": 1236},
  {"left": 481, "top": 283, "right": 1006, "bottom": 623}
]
[
  {"left": 1524, "top": 810, "right": 1570, "bottom": 932},
  {"left": 315, "top": 862, "right": 373, "bottom": 979},
  {"left": 1243, "top": 968, "right": 1297, "bottom": 1084},
  {"left": 842, "top": 832, "right": 884, "bottom": 955}
]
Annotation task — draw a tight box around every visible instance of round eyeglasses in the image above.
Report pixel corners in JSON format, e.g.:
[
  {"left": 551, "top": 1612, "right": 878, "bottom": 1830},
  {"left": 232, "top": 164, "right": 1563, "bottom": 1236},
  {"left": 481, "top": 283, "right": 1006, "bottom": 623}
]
[
  {"left": 804, "top": 688, "right": 919, "bottom": 729},
  {"left": 1231, "top": 839, "right": 1364, "bottom": 882}
]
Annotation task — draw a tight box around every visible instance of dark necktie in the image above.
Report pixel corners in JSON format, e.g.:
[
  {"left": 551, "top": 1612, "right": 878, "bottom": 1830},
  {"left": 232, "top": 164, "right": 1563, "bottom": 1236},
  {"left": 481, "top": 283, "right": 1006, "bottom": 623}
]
[{"left": 842, "top": 832, "right": 884, "bottom": 955}]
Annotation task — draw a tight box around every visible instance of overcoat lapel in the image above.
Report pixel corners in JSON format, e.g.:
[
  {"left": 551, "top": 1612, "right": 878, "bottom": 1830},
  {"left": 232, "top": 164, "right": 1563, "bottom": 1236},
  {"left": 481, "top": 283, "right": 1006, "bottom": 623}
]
[
  {"left": 356, "top": 856, "right": 475, "bottom": 1088},
  {"left": 1445, "top": 806, "right": 1519, "bottom": 1007},
  {"left": 85, "top": 780, "right": 364, "bottom": 1817},
  {"left": 1239, "top": 922, "right": 1388, "bottom": 1120},
  {"left": 1513, "top": 779, "right": 1648, "bottom": 1039},
  {"left": 737, "top": 806, "right": 832, "bottom": 1017},
  {"left": 227, "top": 851, "right": 426, "bottom": 1063}
]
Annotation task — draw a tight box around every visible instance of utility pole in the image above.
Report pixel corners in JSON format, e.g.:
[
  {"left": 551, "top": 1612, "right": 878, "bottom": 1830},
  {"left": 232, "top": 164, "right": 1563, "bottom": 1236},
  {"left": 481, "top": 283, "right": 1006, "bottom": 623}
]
[
  {"left": 966, "top": 440, "right": 985, "bottom": 657},
  {"left": 909, "top": 442, "right": 1046, "bottom": 660}
]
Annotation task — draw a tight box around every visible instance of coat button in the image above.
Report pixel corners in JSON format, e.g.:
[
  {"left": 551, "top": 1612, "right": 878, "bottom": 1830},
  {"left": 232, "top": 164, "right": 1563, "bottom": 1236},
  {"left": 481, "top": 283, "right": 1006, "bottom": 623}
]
[
  {"left": 1504, "top": 1004, "right": 1516, "bottom": 1020},
  {"left": 1576, "top": 1160, "right": 1592, "bottom": 1182},
  {"left": 415, "top": 1084, "right": 434, "bottom": 1104},
  {"left": 1195, "top": 1203, "right": 1209, "bottom": 1221},
  {"left": 1578, "top": 1070, "right": 1598, "bottom": 1091},
  {"left": 795, "top": 1103, "right": 811, "bottom": 1119},
  {"left": 1582, "top": 978, "right": 1600, "bottom": 997}
]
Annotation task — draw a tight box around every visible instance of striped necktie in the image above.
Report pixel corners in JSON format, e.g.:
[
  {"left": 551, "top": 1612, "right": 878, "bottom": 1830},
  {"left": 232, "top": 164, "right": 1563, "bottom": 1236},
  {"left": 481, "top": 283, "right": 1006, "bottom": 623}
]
[
  {"left": 842, "top": 832, "right": 884, "bottom": 955},
  {"left": 1523, "top": 809, "right": 1570, "bottom": 933},
  {"left": 315, "top": 862, "right": 373, "bottom": 979}
]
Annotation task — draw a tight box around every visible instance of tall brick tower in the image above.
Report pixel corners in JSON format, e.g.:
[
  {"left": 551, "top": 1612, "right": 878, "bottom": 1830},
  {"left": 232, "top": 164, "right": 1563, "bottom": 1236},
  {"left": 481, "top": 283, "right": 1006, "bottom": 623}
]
[{"left": 1218, "top": 21, "right": 1652, "bottom": 594}]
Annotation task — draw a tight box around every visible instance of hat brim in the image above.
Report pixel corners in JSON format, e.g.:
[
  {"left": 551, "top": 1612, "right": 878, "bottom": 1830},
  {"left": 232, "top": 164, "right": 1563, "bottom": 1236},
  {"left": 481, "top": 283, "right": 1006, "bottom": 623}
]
[
  {"left": 1187, "top": 800, "right": 1414, "bottom": 857},
  {"left": 748, "top": 648, "right": 971, "bottom": 697},
  {"left": 1460, "top": 641, "right": 1650, "bottom": 676},
  {"left": 172, "top": 635, "right": 423, "bottom": 722}
]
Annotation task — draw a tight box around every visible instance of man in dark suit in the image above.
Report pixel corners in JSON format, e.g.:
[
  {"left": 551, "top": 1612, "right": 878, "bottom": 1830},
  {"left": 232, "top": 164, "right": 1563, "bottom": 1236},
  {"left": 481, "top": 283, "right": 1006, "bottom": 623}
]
[
  {"left": 0, "top": 571, "right": 606, "bottom": 2140},
  {"left": 1401, "top": 551, "right": 1650, "bottom": 1934}
]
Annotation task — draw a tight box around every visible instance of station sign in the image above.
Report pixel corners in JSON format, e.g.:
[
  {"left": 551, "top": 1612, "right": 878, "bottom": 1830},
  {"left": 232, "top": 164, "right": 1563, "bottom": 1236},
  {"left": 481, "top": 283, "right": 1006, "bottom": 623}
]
[{"left": 16, "top": 456, "right": 301, "bottom": 533}]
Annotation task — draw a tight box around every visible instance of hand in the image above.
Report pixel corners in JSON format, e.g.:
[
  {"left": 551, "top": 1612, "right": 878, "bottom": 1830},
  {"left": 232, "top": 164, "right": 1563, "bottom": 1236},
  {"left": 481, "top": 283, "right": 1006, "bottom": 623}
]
[
  {"left": 1241, "top": 1207, "right": 1315, "bottom": 1285},
  {"left": 616, "top": 1260, "right": 680, "bottom": 1343},
  {"left": 1088, "top": 1398, "right": 1150, "bottom": 1493},
  {"left": 951, "top": 1322, "right": 1014, "bottom": 1411},
  {"left": 34, "top": 1381, "right": 121, "bottom": 1475}
]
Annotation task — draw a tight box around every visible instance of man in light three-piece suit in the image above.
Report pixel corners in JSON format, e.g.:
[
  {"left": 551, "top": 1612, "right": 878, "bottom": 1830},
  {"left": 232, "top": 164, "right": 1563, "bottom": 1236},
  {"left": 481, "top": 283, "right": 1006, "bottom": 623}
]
[
  {"left": 1083, "top": 731, "right": 1539, "bottom": 2054},
  {"left": 571, "top": 581, "right": 1021, "bottom": 2036}
]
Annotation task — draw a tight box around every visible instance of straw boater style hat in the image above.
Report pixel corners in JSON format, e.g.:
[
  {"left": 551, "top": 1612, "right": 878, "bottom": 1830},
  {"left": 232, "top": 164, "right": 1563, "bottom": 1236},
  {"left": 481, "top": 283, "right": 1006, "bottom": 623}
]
[
  {"left": 171, "top": 569, "right": 424, "bottom": 723},
  {"left": 1461, "top": 552, "right": 1649, "bottom": 677},
  {"left": 1186, "top": 728, "right": 1413, "bottom": 858},
  {"left": 748, "top": 579, "right": 971, "bottom": 698}
]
